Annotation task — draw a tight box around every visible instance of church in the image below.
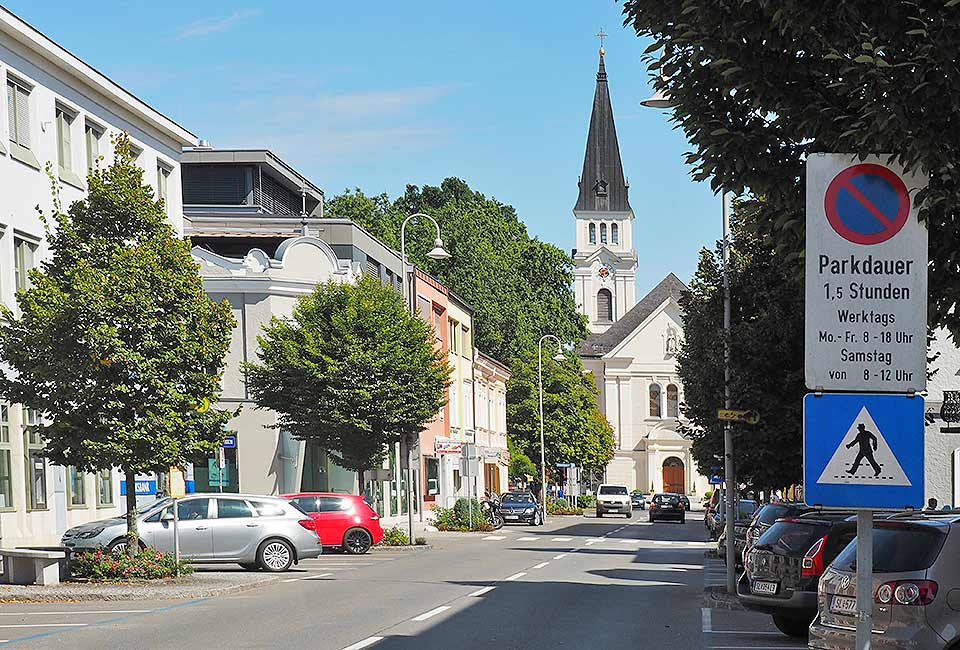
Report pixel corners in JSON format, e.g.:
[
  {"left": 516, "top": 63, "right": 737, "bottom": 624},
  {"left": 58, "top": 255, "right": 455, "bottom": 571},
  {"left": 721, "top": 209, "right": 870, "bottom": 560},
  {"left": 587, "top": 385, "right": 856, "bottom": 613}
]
[{"left": 574, "top": 46, "right": 711, "bottom": 498}]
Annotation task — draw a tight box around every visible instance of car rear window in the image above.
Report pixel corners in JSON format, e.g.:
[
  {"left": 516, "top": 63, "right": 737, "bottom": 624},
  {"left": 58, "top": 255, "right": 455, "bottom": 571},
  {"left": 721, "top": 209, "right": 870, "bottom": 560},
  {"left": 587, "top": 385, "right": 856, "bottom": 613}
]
[
  {"left": 832, "top": 523, "right": 948, "bottom": 573},
  {"left": 599, "top": 486, "right": 628, "bottom": 495},
  {"left": 757, "top": 505, "right": 791, "bottom": 525},
  {"left": 757, "top": 521, "right": 830, "bottom": 556},
  {"left": 654, "top": 494, "right": 680, "bottom": 506}
]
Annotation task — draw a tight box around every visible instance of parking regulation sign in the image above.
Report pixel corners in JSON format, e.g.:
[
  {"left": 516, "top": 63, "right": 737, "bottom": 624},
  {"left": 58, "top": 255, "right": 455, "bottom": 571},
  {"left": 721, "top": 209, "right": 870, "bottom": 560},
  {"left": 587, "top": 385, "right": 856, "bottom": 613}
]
[
  {"left": 803, "top": 393, "right": 924, "bottom": 509},
  {"left": 805, "top": 154, "right": 928, "bottom": 392}
]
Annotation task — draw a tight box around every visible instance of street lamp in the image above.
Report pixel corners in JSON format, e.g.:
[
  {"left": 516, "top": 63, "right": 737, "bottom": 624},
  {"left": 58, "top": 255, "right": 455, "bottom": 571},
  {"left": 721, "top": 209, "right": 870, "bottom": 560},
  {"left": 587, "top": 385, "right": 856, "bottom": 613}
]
[
  {"left": 537, "top": 334, "right": 566, "bottom": 515},
  {"left": 642, "top": 81, "right": 738, "bottom": 594},
  {"left": 399, "top": 212, "right": 450, "bottom": 545}
]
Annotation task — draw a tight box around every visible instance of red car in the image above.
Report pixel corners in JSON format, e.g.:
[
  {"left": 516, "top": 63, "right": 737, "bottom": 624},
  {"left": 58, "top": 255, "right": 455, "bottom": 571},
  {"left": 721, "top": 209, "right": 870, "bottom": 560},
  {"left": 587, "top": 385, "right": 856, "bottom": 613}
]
[{"left": 282, "top": 493, "right": 384, "bottom": 554}]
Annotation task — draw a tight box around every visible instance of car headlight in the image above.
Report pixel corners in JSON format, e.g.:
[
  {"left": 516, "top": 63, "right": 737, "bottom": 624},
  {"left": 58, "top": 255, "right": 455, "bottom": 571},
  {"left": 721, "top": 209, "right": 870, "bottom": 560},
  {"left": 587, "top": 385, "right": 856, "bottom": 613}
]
[
  {"left": 77, "top": 527, "right": 105, "bottom": 539},
  {"left": 524, "top": 507, "right": 535, "bottom": 514}
]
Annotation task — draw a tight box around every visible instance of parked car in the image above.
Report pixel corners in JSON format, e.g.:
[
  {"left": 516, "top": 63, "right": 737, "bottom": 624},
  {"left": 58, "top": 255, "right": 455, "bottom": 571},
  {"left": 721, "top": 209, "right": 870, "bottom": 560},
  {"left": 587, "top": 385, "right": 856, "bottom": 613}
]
[
  {"left": 717, "top": 503, "right": 761, "bottom": 567},
  {"left": 61, "top": 494, "right": 322, "bottom": 571},
  {"left": 810, "top": 515, "right": 960, "bottom": 650},
  {"left": 499, "top": 491, "right": 544, "bottom": 525},
  {"left": 649, "top": 493, "right": 685, "bottom": 523},
  {"left": 744, "top": 503, "right": 813, "bottom": 558},
  {"left": 596, "top": 484, "right": 632, "bottom": 518},
  {"left": 283, "top": 493, "right": 384, "bottom": 554},
  {"left": 707, "top": 498, "right": 759, "bottom": 540},
  {"left": 739, "top": 511, "right": 859, "bottom": 637},
  {"left": 630, "top": 491, "right": 646, "bottom": 510}
]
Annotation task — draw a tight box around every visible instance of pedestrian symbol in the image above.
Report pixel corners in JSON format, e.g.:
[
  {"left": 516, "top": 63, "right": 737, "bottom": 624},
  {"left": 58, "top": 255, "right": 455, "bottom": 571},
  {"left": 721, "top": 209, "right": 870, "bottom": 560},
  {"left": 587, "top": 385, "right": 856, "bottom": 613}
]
[
  {"left": 823, "top": 163, "right": 910, "bottom": 245},
  {"left": 816, "top": 407, "right": 910, "bottom": 486}
]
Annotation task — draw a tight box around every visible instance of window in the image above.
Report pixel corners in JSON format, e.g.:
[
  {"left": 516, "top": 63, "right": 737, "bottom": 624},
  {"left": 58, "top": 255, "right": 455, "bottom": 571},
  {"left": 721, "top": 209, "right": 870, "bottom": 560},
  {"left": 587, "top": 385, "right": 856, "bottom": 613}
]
[
  {"left": 55, "top": 106, "right": 75, "bottom": 171},
  {"left": 448, "top": 319, "right": 460, "bottom": 354},
  {"left": 649, "top": 384, "right": 662, "bottom": 418},
  {"left": 597, "top": 288, "right": 613, "bottom": 323},
  {"left": 97, "top": 469, "right": 113, "bottom": 507},
  {"left": 0, "top": 403, "right": 10, "bottom": 508},
  {"left": 666, "top": 384, "right": 679, "bottom": 418},
  {"left": 462, "top": 326, "right": 472, "bottom": 357},
  {"left": 417, "top": 296, "right": 432, "bottom": 323},
  {"left": 250, "top": 500, "right": 286, "bottom": 517},
  {"left": 7, "top": 78, "right": 30, "bottom": 149},
  {"left": 612, "top": 223, "right": 619, "bottom": 244},
  {"left": 85, "top": 122, "right": 103, "bottom": 173},
  {"left": 290, "top": 496, "right": 319, "bottom": 513},
  {"left": 177, "top": 498, "right": 210, "bottom": 520},
  {"left": 216, "top": 498, "right": 253, "bottom": 518},
  {"left": 588, "top": 223, "right": 596, "bottom": 244},
  {"left": 67, "top": 466, "right": 85, "bottom": 506},
  {"left": 318, "top": 496, "right": 352, "bottom": 512},
  {"left": 600, "top": 223, "right": 608, "bottom": 244},
  {"left": 14, "top": 237, "right": 36, "bottom": 291},
  {"left": 157, "top": 163, "right": 171, "bottom": 212},
  {"left": 23, "top": 407, "right": 46, "bottom": 510}
]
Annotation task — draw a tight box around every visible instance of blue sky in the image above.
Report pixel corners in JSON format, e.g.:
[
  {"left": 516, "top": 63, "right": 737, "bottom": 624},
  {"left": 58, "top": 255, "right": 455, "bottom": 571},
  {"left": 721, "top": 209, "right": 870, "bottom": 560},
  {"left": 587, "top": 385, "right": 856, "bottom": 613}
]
[{"left": 7, "top": 1, "right": 719, "bottom": 296}]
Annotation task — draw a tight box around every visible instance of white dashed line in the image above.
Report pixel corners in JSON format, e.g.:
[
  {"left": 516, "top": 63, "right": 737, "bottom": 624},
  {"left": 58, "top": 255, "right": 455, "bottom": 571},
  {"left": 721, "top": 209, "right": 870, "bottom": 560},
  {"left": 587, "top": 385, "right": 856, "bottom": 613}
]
[
  {"left": 620, "top": 539, "right": 640, "bottom": 544},
  {"left": 517, "top": 537, "right": 538, "bottom": 541},
  {"left": 341, "top": 637, "right": 383, "bottom": 650},
  {"left": 586, "top": 537, "right": 605, "bottom": 542},
  {"left": 532, "top": 562, "right": 549, "bottom": 569},
  {"left": 0, "top": 611, "right": 149, "bottom": 615},
  {"left": 411, "top": 606, "right": 450, "bottom": 622},
  {"left": 469, "top": 586, "right": 496, "bottom": 597},
  {"left": 701, "top": 607, "right": 712, "bottom": 632},
  {"left": 483, "top": 535, "right": 506, "bottom": 540},
  {"left": 301, "top": 572, "right": 334, "bottom": 580},
  {"left": 705, "top": 631, "right": 787, "bottom": 635},
  {"left": 553, "top": 553, "right": 567, "bottom": 559},
  {"left": 550, "top": 537, "right": 573, "bottom": 541},
  {"left": 504, "top": 572, "right": 526, "bottom": 581},
  {"left": 0, "top": 624, "right": 88, "bottom": 628}
]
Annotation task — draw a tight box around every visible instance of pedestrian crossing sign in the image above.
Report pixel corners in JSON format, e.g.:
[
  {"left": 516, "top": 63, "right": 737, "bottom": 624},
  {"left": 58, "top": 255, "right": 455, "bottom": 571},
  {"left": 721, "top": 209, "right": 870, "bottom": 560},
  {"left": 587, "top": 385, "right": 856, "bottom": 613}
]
[{"left": 804, "top": 393, "right": 924, "bottom": 509}]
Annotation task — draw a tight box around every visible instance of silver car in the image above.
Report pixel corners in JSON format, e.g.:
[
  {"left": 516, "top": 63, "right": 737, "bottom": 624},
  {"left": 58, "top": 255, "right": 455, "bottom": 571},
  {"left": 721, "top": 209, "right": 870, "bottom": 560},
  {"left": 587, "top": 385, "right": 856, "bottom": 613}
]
[
  {"left": 810, "top": 516, "right": 958, "bottom": 649},
  {"left": 62, "top": 493, "right": 322, "bottom": 571}
]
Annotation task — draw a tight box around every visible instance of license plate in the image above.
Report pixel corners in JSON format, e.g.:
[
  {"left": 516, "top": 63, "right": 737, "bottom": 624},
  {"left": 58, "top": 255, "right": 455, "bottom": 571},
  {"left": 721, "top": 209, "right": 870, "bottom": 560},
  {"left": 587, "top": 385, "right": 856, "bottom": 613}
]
[
  {"left": 752, "top": 580, "right": 778, "bottom": 595},
  {"left": 504, "top": 515, "right": 518, "bottom": 520},
  {"left": 831, "top": 595, "right": 857, "bottom": 614}
]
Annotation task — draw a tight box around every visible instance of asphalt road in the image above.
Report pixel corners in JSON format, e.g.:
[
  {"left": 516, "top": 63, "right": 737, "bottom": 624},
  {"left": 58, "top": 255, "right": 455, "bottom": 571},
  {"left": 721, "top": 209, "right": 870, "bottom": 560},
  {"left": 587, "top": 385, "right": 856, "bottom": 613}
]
[{"left": 0, "top": 510, "right": 806, "bottom": 650}]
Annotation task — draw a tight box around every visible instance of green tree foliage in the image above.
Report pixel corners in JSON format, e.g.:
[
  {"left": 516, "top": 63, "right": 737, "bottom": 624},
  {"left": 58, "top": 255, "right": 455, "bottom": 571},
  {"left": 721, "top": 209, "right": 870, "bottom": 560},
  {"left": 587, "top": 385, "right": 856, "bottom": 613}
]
[
  {"left": 507, "top": 437, "right": 537, "bottom": 484},
  {"left": 677, "top": 201, "right": 804, "bottom": 492},
  {"left": 506, "top": 356, "right": 615, "bottom": 477},
  {"left": 0, "top": 136, "right": 234, "bottom": 553},
  {"left": 622, "top": 1, "right": 960, "bottom": 338},
  {"left": 245, "top": 275, "right": 450, "bottom": 492}
]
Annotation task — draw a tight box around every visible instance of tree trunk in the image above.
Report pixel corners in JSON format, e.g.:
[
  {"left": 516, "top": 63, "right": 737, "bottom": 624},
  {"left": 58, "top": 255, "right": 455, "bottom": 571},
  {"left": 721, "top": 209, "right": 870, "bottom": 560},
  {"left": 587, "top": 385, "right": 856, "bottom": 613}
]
[
  {"left": 357, "top": 468, "right": 365, "bottom": 497},
  {"left": 124, "top": 469, "right": 139, "bottom": 558}
]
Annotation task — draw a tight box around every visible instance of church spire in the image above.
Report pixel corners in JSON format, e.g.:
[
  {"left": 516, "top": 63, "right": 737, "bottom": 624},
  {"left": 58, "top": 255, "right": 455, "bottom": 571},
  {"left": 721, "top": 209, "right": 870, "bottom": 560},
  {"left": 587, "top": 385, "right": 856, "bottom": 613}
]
[{"left": 574, "top": 46, "right": 631, "bottom": 214}]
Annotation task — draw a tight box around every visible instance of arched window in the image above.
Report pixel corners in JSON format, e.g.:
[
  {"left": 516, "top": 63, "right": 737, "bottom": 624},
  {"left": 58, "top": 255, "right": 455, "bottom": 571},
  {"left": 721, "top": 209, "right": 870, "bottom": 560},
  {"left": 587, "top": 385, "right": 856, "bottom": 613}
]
[
  {"left": 666, "top": 384, "right": 679, "bottom": 418},
  {"left": 597, "top": 288, "right": 613, "bottom": 322},
  {"left": 600, "top": 223, "right": 608, "bottom": 244},
  {"left": 649, "top": 384, "right": 662, "bottom": 418},
  {"left": 588, "top": 223, "right": 596, "bottom": 244},
  {"left": 611, "top": 223, "right": 619, "bottom": 244}
]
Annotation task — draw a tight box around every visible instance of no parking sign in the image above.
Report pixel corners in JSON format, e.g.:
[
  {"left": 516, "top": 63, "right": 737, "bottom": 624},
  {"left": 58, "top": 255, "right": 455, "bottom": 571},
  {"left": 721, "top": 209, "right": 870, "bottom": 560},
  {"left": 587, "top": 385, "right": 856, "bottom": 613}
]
[{"left": 804, "top": 154, "right": 927, "bottom": 393}]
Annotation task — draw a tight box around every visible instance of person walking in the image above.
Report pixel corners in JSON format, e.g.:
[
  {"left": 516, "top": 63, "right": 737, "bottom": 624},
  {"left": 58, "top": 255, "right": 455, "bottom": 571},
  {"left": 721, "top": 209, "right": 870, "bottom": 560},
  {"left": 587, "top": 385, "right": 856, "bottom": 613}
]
[{"left": 846, "top": 423, "right": 882, "bottom": 477}]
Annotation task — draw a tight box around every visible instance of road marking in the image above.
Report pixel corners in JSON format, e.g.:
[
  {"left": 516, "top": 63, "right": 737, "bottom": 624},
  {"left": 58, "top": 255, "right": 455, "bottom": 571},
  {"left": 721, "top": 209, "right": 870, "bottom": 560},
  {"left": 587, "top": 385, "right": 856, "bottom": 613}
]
[
  {"left": 532, "top": 562, "right": 549, "bottom": 569},
  {"left": 586, "top": 537, "right": 605, "bottom": 542},
  {"left": 654, "top": 540, "right": 672, "bottom": 545},
  {"left": 468, "top": 586, "right": 496, "bottom": 597},
  {"left": 707, "top": 647, "right": 803, "bottom": 649},
  {"left": 706, "top": 631, "right": 789, "bottom": 636},
  {"left": 517, "top": 536, "right": 538, "bottom": 541},
  {"left": 341, "top": 637, "right": 383, "bottom": 650},
  {"left": 701, "top": 607, "right": 712, "bottom": 632},
  {"left": 550, "top": 537, "right": 573, "bottom": 541},
  {"left": 553, "top": 554, "right": 567, "bottom": 559},
  {"left": 411, "top": 606, "right": 450, "bottom": 622},
  {"left": 0, "top": 624, "right": 88, "bottom": 628},
  {"left": 483, "top": 535, "right": 506, "bottom": 540},
  {"left": 620, "top": 539, "right": 640, "bottom": 544},
  {"left": 282, "top": 578, "right": 302, "bottom": 583},
  {"left": 0, "top": 611, "right": 149, "bottom": 616},
  {"left": 302, "top": 572, "right": 334, "bottom": 580},
  {"left": 504, "top": 572, "right": 526, "bottom": 581}
]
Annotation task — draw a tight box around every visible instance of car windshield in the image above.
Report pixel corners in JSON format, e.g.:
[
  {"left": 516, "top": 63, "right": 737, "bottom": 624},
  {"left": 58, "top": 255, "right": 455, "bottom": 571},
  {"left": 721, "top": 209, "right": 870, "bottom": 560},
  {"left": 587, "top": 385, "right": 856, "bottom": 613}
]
[
  {"left": 756, "top": 521, "right": 830, "bottom": 556},
  {"left": 140, "top": 497, "right": 173, "bottom": 518},
  {"left": 502, "top": 493, "right": 532, "bottom": 504},
  {"left": 599, "top": 486, "right": 628, "bottom": 495},
  {"left": 832, "top": 523, "right": 948, "bottom": 573}
]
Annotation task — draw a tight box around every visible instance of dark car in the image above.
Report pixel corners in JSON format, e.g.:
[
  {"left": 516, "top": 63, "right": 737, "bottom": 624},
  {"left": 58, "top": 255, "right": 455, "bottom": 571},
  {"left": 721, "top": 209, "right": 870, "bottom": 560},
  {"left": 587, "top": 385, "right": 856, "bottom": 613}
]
[
  {"left": 716, "top": 500, "right": 761, "bottom": 565},
  {"left": 649, "top": 493, "right": 685, "bottom": 523},
  {"left": 498, "top": 491, "right": 543, "bottom": 526},
  {"left": 709, "top": 499, "right": 758, "bottom": 541},
  {"left": 630, "top": 492, "right": 646, "bottom": 510},
  {"left": 744, "top": 503, "right": 813, "bottom": 558},
  {"left": 738, "top": 511, "right": 859, "bottom": 638}
]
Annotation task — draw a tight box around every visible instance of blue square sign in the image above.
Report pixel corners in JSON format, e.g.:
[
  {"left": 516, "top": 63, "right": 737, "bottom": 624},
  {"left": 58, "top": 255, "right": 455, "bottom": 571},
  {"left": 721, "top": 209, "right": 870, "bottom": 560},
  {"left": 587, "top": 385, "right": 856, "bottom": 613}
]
[{"left": 804, "top": 393, "right": 924, "bottom": 510}]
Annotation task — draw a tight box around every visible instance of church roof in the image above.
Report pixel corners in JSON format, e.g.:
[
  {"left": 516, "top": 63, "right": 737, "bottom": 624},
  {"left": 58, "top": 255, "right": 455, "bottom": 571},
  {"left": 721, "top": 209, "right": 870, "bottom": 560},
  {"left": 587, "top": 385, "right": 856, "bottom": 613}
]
[
  {"left": 574, "top": 51, "right": 631, "bottom": 214},
  {"left": 579, "top": 273, "right": 688, "bottom": 357}
]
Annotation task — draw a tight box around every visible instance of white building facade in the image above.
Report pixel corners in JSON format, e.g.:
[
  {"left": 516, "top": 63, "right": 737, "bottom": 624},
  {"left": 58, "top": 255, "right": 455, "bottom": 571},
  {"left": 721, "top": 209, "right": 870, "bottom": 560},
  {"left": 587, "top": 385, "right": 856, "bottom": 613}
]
[{"left": 0, "top": 7, "right": 196, "bottom": 547}]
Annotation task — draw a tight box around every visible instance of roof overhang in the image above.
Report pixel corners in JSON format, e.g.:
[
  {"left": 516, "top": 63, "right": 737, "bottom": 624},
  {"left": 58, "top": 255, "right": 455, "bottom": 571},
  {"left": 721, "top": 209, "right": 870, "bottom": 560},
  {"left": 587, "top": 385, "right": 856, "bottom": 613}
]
[{"left": 181, "top": 149, "right": 323, "bottom": 202}]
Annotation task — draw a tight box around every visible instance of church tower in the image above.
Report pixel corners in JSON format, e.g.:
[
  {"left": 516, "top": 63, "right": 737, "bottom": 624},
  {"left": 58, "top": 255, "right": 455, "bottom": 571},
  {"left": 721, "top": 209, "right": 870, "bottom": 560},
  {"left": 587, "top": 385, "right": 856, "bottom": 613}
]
[{"left": 572, "top": 46, "right": 637, "bottom": 334}]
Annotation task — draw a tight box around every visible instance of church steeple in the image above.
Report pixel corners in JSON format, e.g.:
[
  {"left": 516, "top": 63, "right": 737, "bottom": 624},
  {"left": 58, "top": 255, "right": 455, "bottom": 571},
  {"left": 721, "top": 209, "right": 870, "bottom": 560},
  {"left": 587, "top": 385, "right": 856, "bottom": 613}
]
[{"left": 574, "top": 48, "right": 631, "bottom": 214}]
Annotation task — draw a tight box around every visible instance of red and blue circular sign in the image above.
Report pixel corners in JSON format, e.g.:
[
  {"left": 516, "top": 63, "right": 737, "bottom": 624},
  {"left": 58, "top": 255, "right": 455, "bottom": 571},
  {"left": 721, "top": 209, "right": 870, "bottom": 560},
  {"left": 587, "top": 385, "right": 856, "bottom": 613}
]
[{"left": 824, "top": 163, "right": 910, "bottom": 245}]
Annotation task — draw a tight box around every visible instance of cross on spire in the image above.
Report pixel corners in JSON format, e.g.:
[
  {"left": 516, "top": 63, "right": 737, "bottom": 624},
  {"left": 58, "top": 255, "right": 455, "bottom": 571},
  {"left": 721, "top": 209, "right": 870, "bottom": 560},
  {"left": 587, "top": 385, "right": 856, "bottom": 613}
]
[{"left": 596, "top": 28, "right": 607, "bottom": 53}]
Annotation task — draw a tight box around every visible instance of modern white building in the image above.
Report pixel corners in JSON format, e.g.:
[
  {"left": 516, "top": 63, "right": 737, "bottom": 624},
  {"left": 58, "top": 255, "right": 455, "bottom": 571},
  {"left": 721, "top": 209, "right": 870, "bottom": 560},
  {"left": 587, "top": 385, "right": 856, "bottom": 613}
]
[
  {"left": 0, "top": 7, "right": 196, "bottom": 547},
  {"left": 923, "top": 329, "right": 960, "bottom": 507}
]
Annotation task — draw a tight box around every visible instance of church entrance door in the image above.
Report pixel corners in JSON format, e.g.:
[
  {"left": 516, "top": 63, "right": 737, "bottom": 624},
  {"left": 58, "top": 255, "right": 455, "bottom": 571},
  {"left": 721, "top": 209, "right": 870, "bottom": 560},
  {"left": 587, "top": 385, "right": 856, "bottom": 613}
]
[{"left": 662, "top": 457, "right": 685, "bottom": 494}]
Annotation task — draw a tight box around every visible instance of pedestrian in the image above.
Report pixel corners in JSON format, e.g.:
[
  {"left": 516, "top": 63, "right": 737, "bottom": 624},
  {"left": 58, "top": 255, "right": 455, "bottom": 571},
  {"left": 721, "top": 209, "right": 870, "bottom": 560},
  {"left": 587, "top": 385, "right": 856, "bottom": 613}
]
[{"left": 927, "top": 497, "right": 939, "bottom": 511}]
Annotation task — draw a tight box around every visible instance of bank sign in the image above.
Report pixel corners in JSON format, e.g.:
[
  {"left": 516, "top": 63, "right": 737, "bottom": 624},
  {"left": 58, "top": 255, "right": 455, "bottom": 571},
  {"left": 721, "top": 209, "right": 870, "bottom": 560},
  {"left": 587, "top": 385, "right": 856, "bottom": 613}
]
[{"left": 805, "top": 154, "right": 928, "bottom": 393}]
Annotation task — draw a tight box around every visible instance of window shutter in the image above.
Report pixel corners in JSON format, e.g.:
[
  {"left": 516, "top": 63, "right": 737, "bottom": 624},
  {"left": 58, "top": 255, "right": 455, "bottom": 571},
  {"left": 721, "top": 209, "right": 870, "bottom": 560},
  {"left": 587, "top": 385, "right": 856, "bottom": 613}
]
[
  {"left": 57, "top": 110, "right": 72, "bottom": 169},
  {"left": 597, "top": 289, "right": 613, "bottom": 322},
  {"left": 6, "top": 82, "right": 14, "bottom": 143},
  {"left": 14, "top": 84, "right": 29, "bottom": 148}
]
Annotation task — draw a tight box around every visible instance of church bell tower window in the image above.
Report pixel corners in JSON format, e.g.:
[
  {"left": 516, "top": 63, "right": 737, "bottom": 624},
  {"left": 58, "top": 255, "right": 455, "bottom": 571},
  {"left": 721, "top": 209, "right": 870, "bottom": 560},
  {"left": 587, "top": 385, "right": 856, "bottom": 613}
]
[
  {"left": 589, "top": 223, "right": 596, "bottom": 244},
  {"left": 597, "top": 288, "right": 613, "bottom": 323},
  {"left": 600, "top": 223, "right": 608, "bottom": 244},
  {"left": 612, "top": 223, "right": 619, "bottom": 244}
]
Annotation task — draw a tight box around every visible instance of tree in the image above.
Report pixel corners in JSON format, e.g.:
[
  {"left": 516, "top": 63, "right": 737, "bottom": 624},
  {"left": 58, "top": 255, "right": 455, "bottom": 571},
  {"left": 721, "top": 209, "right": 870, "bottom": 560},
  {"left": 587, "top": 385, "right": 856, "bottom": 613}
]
[
  {"left": 622, "top": 1, "right": 960, "bottom": 339},
  {"left": 676, "top": 200, "right": 805, "bottom": 493},
  {"left": 245, "top": 275, "right": 449, "bottom": 493},
  {"left": 0, "top": 136, "right": 235, "bottom": 554},
  {"left": 507, "top": 437, "right": 536, "bottom": 486},
  {"left": 506, "top": 355, "right": 615, "bottom": 477}
]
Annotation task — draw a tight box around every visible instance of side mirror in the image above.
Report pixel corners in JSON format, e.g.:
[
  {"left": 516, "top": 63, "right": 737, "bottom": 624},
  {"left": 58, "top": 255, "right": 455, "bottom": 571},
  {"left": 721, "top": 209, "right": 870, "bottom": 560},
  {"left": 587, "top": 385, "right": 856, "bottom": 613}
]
[{"left": 161, "top": 511, "right": 175, "bottom": 523}]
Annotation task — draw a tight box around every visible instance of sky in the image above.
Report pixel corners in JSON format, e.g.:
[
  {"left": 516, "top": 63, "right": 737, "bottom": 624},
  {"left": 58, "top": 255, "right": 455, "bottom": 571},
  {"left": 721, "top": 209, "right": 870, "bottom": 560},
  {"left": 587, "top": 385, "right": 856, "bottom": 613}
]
[{"left": 6, "top": 0, "right": 720, "bottom": 296}]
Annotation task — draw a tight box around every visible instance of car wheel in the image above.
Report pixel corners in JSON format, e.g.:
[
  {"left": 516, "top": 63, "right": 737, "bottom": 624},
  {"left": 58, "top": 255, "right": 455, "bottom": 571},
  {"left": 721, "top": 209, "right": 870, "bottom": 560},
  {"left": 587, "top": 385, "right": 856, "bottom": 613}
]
[
  {"left": 238, "top": 562, "right": 260, "bottom": 571},
  {"left": 771, "top": 613, "right": 811, "bottom": 639},
  {"left": 257, "top": 538, "right": 295, "bottom": 572},
  {"left": 107, "top": 538, "right": 145, "bottom": 555},
  {"left": 343, "top": 528, "right": 373, "bottom": 555}
]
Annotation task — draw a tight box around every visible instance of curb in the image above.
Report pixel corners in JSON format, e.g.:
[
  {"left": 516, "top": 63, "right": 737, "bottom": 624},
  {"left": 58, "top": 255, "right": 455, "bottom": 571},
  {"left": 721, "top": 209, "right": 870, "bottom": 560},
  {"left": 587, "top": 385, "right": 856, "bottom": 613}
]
[
  {"left": 703, "top": 585, "right": 744, "bottom": 611},
  {"left": 0, "top": 575, "right": 282, "bottom": 603},
  {"left": 372, "top": 544, "right": 433, "bottom": 552}
]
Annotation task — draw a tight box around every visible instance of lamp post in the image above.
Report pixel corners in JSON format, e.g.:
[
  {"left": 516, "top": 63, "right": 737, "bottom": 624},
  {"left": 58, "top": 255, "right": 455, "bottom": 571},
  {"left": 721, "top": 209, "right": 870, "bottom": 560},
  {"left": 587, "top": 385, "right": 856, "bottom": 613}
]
[
  {"left": 641, "top": 84, "right": 738, "bottom": 594},
  {"left": 399, "top": 213, "right": 451, "bottom": 545},
  {"left": 537, "top": 335, "right": 566, "bottom": 516}
]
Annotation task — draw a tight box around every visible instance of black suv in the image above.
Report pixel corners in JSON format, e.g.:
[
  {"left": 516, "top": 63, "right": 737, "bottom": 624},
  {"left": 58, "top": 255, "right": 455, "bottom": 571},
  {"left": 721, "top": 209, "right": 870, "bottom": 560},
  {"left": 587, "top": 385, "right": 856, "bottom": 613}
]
[
  {"left": 744, "top": 503, "right": 813, "bottom": 557},
  {"left": 738, "top": 511, "right": 858, "bottom": 638}
]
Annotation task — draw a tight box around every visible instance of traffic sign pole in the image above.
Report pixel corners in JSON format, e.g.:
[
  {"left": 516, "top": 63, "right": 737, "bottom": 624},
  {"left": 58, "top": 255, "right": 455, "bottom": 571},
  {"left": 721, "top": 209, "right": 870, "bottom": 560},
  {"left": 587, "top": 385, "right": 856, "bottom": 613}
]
[
  {"left": 721, "top": 190, "right": 737, "bottom": 595},
  {"left": 856, "top": 510, "right": 873, "bottom": 650}
]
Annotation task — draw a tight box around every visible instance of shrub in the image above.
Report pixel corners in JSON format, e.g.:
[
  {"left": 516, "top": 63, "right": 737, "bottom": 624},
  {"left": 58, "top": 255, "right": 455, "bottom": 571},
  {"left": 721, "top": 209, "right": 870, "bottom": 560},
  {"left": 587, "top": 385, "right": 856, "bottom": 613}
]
[
  {"left": 71, "top": 548, "right": 191, "bottom": 581},
  {"left": 381, "top": 525, "right": 409, "bottom": 546},
  {"left": 547, "top": 497, "right": 582, "bottom": 515},
  {"left": 704, "top": 491, "right": 714, "bottom": 501},
  {"left": 414, "top": 536, "right": 427, "bottom": 546},
  {"left": 577, "top": 494, "right": 596, "bottom": 509},
  {"left": 434, "top": 499, "right": 493, "bottom": 532}
]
